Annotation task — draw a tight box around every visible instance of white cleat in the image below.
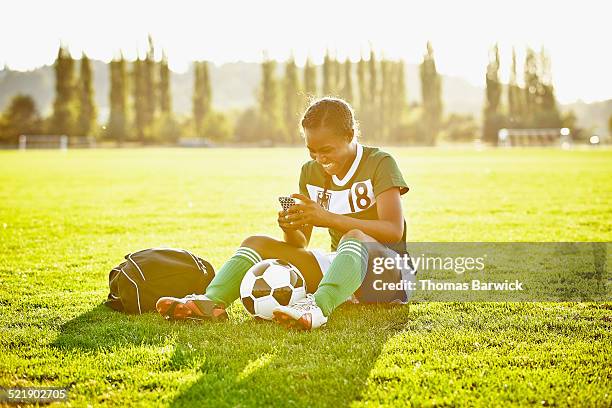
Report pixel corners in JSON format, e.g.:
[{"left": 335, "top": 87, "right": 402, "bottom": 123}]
[{"left": 272, "top": 294, "right": 328, "bottom": 330}]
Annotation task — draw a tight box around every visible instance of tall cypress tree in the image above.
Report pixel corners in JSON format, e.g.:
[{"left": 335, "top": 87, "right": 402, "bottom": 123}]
[
  {"left": 259, "top": 55, "right": 282, "bottom": 142},
  {"left": 51, "top": 45, "right": 77, "bottom": 136},
  {"left": 322, "top": 50, "right": 332, "bottom": 95},
  {"left": 157, "top": 50, "right": 180, "bottom": 143},
  {"left": 132, "top": 56, "right": 146, "bottom": 142},
  {"left": 142, "top": 35, "right": 156, "bottom": 141},
  {"left": 523, "top": 47, "right": 539, "bottom": 127},
  {"left": 389, "top": 61, "right": 407, "bottom": 142},
  {"left": 357, "top": 55, "right": 367, "bottom": 114},
  {"left": 379, "top": 57, "right": 391, "bottom": 141},
  {"left": 483, "top": 44, "right": 503, "bottom": 143},
  {"left": 159, "top": 51, "right": 171, "bottom": 114},
  {"left": 537, "top": 48, "right": 561, "bottom": 127},
  {"left": 108, "top": 53, "right": 128, "bottom": 144},
  {"left": 419, "top": 42, "right": 443, "bottom": 145},
  {"left": 193, "top": 61, "right": 211, "bottom": 137},
  {"left": 77, "top": 53, "right": 97, "bottom": 136},
  {"left": 359, "top": 50, "right": 378, "bottom": 139},
  {"left": 283, "top": 55, "right": 300, "bottom": 143},
  {"left": 333, "top": 52, "right": 341, "bottom": 95},
  {"left": 396, "top": 61, "right": 407, "bottom": 116},
  {"left": 202, "top": 62, "right": 212, "bottom": 120},
  {"left": 485, "top": 44, "right": 502, "bottom": 112},
  {"left": 368, "top": 49, "right": 378, "bottom": 110},
  {"left": 508, "top": 47, "right": 523, "bottom": 127},
  {"left": 303, "top": 57, "right": 317, "bottom": 98},
  {"left": 341, "top": 57, "right": 353, "bottom": 104}
]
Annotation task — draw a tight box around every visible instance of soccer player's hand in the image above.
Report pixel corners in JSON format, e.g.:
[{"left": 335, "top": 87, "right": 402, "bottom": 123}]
[
  {"left": 277, "top": 210, "right": 300, "bottom": 231},
  {"left": 284, "top": 193, "right": 331, "bottom": 228}
]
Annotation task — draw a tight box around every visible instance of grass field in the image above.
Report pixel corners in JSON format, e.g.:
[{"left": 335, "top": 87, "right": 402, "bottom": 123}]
[{"left": 1, "top": 147, "right": 611, "bottom": 407}]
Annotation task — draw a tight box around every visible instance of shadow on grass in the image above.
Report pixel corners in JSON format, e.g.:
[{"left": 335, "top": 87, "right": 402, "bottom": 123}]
[
  {"left": 51, "top": 304, "right": 172, "bottom": 350},
  {"left": 168, "top": 304, "right": 412, "bottom": 408},
  {"left": 52, "top": 302, "right": 412, "bottom": 407}
]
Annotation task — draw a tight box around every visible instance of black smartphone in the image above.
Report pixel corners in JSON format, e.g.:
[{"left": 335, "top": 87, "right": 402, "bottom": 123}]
[{"left": 278, "top": 196, "right": 297, "bottom": 211}]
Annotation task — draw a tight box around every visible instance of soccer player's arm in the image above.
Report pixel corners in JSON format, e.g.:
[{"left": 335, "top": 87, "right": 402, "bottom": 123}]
[
  {"left": 327, "top": 155, "right": 408, "bottom": 244},
  {"left": 282, "top": 165, "right": 313, "bottom": 248}
]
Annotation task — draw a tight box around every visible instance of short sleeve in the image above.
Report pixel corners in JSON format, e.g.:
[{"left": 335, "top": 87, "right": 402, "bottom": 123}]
[
  {"left": 299, "top": 163, "right": 309, "bottom": 197},
  {"left": 373, "top": 155, "right": 409, "bottom": 197}
]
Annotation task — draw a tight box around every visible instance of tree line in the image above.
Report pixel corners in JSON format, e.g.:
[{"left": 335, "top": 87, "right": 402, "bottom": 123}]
[
  {"left": 0, "top": 40, "right": 586, "bottom": 146},
  {"left": 482, "top": 45, "right": 576, "bottom": 143}
]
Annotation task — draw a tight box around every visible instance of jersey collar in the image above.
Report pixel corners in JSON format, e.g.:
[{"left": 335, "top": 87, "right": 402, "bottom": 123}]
[{"left": 332, "top": 143, "right": 363, "bottom": 187}]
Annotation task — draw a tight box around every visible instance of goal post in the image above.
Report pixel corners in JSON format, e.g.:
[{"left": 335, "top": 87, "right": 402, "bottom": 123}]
[
  {"left": 18, "top": 135, "right": 96, "bottom": 150},
  {"left": 498, "top": 128, "right": 571, "bottom": 148},
  {"left": 19, "top": 135, "right": 68, "bottom": 150}
]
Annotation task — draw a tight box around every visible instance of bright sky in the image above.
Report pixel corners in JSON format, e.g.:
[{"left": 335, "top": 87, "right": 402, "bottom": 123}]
[{"left": 1, "top": 0, "right": 610, "bottom": 103}]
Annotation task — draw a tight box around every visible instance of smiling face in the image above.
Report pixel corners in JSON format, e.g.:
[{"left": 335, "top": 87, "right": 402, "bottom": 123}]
[{"left": 304, "top": 126, "right": 356, "bottom": 177}]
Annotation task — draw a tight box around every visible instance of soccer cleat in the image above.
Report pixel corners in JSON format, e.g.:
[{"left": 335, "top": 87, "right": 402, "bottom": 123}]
[
  {"left": 155, "top": 294, "right": 228, "bottom": 321},
  {"left": 272, "top": 294, "right": 328, "bottom": 330}
]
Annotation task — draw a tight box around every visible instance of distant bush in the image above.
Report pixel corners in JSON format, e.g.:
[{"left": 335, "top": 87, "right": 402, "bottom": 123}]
[
  {"left": 441, "top": 113, "right": 479, "bottom": 142},
  {"left": 0, "top": 94, "right": 42, "bottom": 144}
]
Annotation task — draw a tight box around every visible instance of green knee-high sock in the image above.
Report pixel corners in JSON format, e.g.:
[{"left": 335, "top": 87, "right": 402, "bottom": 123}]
[
  {"left": 205, "top": 247, "right": 262, "bottom": 306},
  {"left": 314, "top": 239, "right": 368, "bottom": 316}
]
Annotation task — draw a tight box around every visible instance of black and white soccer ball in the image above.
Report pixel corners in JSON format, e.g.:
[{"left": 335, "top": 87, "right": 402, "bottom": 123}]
[{"left": 240, "top": 259, "right": 307, "bottom": 320}]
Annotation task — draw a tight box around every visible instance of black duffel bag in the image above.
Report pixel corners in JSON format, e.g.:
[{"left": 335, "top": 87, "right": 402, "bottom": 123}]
[{"left": 105, "top": 248, "right": 215, "bottom": 314}]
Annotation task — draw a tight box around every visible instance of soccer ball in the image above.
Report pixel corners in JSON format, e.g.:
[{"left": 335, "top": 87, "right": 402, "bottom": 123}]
[{"left": 240, "top": 259, "right": 307, "bottom": 320}]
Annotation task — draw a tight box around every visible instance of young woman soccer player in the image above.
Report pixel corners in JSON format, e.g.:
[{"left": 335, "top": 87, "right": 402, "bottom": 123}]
[{"left": 156, "top": 97, "right": 415, "bottom": 330}]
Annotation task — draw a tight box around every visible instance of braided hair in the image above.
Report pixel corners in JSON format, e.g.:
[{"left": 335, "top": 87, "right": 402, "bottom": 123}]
[{"left": 300, "top": 97, "right": 360, "bottom": 141}]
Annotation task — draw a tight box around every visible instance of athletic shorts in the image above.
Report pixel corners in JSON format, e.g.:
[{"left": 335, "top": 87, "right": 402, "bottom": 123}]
[{"left": 308, "top": 244, "right": 417, "bottom": 304}]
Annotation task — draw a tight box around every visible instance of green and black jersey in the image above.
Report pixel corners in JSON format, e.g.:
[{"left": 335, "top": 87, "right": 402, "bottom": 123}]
[{"left": 299, "top": 143, "right": 409, "bottom": 251}]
